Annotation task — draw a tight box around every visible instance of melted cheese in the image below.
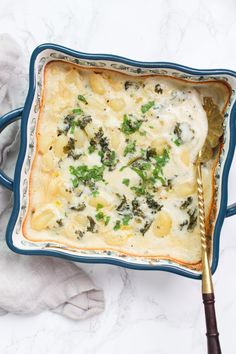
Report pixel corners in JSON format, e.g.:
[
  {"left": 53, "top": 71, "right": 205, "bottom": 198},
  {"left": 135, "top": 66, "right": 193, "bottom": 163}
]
[{"left": 23, "top": 61, "right": 215, "bottom": 264}]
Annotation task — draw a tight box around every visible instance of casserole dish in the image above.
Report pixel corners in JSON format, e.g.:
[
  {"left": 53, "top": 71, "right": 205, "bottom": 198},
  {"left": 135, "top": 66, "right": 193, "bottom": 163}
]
[{"left": 0, "top": 43, "right": 236, "bottom": 279}]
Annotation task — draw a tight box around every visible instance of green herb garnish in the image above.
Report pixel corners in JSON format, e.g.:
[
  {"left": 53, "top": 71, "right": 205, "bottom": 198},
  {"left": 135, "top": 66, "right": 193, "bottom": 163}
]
[
  {"left": 88, "top": 145, "right": 96, "bottom": 154},
  {"left": 113, "top": 220, "right": 121, "bottom": 230},
  {"left": 70, "top": 121, "right": 77, "bottom": 134},
  {"left": 173, "top": 138, "right": 181, "bottom": 146},
  {"left": 141, "top": 101, "right": 155, "bottom": 114},
  {"left": 130, "top": 148, "right": 170, "bottom": 196},
  {"left": 122, "top": 178, "right": 130, "bottom": 186},
  {"left": 99, "top": 149, "right": 117, "bottom": 170},
  {"left": 69, "top": 165, "right": 104, "bottom": 188},
  {"left": 96, "top": 203, "right": 104, "bottom": 211},
  {"left": 122, "top": 215, "right": 132, "bottom": 225},
  {"left": 104, "top": 216, "right": 111, "bottom": 226},
  {"left": 92, "top": 190, "right": 99, "bottom": 197},
  {"left": 124, "top": 140, "right": 136, "bottom": 156},
  {"left": 95, "top": 211, "right": 104, "bottom": 221},
  {"left": 121, "top": 114, "right": 143, "bottom": 135},
  {"left": 73, "top": 108, "right": 83, "bottom": 115},
  {"left": 78, "top": 95, "right": 88, "bottom": 104}
]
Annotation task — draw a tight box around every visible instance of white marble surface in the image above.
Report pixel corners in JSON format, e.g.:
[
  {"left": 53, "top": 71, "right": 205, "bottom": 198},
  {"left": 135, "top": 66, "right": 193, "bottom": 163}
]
[{"left": 0, "top": 0, "right": 236, "bottom": 353}]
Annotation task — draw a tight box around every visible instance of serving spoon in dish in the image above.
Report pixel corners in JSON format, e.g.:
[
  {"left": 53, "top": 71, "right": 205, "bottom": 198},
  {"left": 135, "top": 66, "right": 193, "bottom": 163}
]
[{"left": 196, "top": 97, "right": 224, "bottom": 354}]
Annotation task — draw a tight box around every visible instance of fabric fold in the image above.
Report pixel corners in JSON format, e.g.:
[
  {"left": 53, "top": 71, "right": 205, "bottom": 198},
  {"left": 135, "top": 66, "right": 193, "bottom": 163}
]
[{"left": 0, "top": 34, "right": 104, "bottom": 320}]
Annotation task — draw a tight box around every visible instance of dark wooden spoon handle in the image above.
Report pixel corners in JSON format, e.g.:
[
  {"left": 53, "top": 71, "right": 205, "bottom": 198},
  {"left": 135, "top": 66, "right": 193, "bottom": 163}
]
[{"left": 203, "top": 293, "right": 221, "bottom": 354}]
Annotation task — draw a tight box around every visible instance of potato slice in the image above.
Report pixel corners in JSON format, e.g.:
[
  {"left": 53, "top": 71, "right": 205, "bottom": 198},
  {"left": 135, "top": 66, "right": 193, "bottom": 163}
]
[
  {"left": 31, "top": 208, "right": 56, "bottom": 231},
  {"left": 152, "top": 211, "right": 172, "bottom": 237},
  {"left": 108, "top": 98, "right": 125, "bottom": 112},
  {"left": 103, "top": 230, "right": 132, "bottom": 246}
]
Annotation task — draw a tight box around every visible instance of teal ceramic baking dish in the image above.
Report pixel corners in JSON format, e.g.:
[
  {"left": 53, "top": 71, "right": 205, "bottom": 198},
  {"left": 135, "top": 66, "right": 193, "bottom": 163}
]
[{"left": 0, "top": 43, "right": 236, "bottom": 279}]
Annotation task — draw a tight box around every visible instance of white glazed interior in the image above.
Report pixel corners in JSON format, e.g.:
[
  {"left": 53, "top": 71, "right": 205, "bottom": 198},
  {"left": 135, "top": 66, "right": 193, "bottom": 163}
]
[{"left": 11, "top": 48, "right": 236, "bottom": 275}]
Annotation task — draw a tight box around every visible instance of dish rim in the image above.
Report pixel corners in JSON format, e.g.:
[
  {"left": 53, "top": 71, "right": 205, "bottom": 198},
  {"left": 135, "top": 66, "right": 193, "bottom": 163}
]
[{"left": 3, "top": 43, "right": 236, "bottom": 279}]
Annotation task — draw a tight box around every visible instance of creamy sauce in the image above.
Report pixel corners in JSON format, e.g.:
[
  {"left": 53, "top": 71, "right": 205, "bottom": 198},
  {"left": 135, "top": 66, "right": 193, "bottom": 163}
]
[{"left": 23, "top": 61, "right": 220, "bottom": 264}]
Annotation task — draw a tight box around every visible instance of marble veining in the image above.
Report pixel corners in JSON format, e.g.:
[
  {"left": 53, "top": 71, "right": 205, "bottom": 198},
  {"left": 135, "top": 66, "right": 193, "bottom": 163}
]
[{"left": 0, "top": 0, "right": 236, "bottom": 353}]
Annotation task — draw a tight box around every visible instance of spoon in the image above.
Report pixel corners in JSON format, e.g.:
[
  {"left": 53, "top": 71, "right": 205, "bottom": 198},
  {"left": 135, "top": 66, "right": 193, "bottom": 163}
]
[{"left": 196, "top": 97, "right": 224, "bottom": 354}]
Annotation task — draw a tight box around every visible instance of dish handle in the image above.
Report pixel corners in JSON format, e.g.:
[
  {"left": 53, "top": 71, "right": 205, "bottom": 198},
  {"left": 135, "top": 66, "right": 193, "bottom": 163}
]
[
  {"left": 0, "top": 108, "right": 23, "bottom": 191},
  {"left": 226, "top": 203, "right": 236, "bottom": 218}
]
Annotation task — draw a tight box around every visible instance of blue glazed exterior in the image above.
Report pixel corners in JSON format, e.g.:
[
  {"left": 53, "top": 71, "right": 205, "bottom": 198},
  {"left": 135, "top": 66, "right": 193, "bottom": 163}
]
[
  {"left": 1, "top": 43, "right": 236, "bottom": 279},
  {"left": 0, "top": 108, "right": 23, "bottom": 190}
]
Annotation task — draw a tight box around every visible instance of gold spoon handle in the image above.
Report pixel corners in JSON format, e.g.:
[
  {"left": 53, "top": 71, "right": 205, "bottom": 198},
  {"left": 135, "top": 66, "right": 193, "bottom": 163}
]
[{"left": 196, "top": 162, "right": 221, "bottom": 354}]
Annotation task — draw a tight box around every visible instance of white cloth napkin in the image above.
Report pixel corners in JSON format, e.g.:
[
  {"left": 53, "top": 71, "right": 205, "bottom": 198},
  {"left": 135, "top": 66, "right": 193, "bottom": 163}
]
[{"left": 0, "top": 34, "right": 104, "bottom": 320}]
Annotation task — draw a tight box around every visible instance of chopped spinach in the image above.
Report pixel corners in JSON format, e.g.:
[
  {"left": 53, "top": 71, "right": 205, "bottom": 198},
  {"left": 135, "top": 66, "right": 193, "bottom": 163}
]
[
  {"left": 187, "top": 208, "right": 198, "bottom": 231},
  {"left": 64, "top": 113, "right": 76, "bottom": 125},
  {"left": 68, "top": 150, "right": 82, "bottom": 160},
  {"left": 116, "top": 195, "right": 130, "bottom": 214},
  {"left": 76, "top": 230, "right": 84, "bottom": 239},
  {"left": 180, "top": 197, "right": 193, "bottom": 210},
  {"left": 78, "top": 115, "right": 92, "bottom": 130},
  {"left": 140, "top": 220, "right": 153, "bottom": 235},
  {"left": 132, "top": 198, "right": 145, "bottom": 218},
  {"left": 146, "top": 195, "right": 162, "bottom": 213},
  {"left": 141, "top": 147, "right": 157, "bottom": 160},
  {"left": 155, "top": 84, "right": 163, "bottom": 94},
  {"left": 173, "top": 123, "right": 183, "bottom": 146},
  {"left": 87, "top": 216, "right": 96, "bottom": 232},
  {"left": 70, "top": 202, "right": 86, "bottom": 211},
  {"left": 63, "top": 138, "right": 75, "bottom": 155},
  {"left": 179, "top": 220, "right": 188, "bottom": 230},
  {"left": 56, "top": 219, "right": 64, "bottom": 227},
  {"left": 94, "top": 127, "right": 105, "bottom": 142},
  {"left": 89, "top": 128, "right": 117, "bottom": 170},
  {"left": 124, "top": 81, "right": 140, "bottom": 90},
  {"left": 62, "top": 111, "right": 92, "bottom": 135}
]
